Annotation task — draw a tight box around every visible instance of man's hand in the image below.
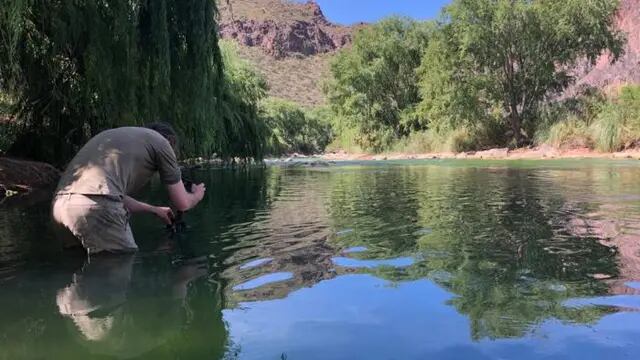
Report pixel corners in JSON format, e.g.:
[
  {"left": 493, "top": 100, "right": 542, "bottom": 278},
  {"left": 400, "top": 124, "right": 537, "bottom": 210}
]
[
  {"left": 192, "top": 183, "right": 206, "bottom": 202},
  {"left": 152, "top": 206, "right": 175, "bottom": 225},
  {"left": 168, "top": 181, "right": 206, "bottom": 212}
]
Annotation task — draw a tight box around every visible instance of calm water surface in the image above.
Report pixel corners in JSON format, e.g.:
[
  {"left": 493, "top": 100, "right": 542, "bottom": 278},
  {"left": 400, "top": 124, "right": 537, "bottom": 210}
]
[{"left": 2, "top": 159, "right": 640, "bottom": 359}]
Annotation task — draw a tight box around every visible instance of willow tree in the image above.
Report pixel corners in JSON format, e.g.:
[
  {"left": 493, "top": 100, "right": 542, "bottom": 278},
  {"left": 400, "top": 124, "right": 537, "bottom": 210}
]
[{"left": 0, "top": 0, "right": 255, "bottom": 165}]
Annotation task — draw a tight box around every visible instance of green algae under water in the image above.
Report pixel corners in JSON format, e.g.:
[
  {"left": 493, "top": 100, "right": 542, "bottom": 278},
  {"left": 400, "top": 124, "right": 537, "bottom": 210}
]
[{"left": 2, "top": 159, "right": 640, "bottom": 359}]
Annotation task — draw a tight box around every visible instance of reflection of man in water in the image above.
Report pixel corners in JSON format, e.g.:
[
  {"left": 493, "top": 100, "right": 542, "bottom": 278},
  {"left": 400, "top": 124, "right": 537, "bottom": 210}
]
[
  {"left": 52, "top": 123, "right": 206, "bottom": 254},
  {"left": 55, "top": 253, "right": 213, "bottom": 358}
]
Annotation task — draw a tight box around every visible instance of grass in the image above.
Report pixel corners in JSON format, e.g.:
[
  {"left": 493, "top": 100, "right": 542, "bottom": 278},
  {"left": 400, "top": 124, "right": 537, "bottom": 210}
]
[
  {"left": 392, "top": 128, "right": 485, "bottom": 154},
  {"left": 544, "top": 117, "right": 593, "bottom": 149},
  {"left": 537, "top": 85, "right": 640, "bottom": 152},
  {"left": 325, "top": 125, "right": 363, "bottom": 154}
]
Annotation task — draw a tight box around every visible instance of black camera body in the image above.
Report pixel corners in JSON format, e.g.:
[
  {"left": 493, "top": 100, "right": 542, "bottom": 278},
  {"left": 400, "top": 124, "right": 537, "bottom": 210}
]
[{"left": 183, "top": 179, "right": 194, "bottom": 193}]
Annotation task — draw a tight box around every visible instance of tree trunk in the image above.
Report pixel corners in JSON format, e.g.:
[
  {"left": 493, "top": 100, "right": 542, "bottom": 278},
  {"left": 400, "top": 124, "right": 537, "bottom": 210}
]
[{"left": 509, "top": 103, "right": 522, "bottom": 146}]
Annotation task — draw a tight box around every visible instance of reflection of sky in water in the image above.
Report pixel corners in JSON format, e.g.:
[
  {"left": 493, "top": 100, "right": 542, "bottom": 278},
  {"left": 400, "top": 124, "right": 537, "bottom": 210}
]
[
  {"left": 413, "top": 228, "right": 433, "bottom": 236},
  {"left": 224, "top": 274, "right": 640, "bottom": 360},
  {"left": 239, "top": 258, "right": 273, "bottom": 270},
  {"left": 332, "top": 256, "right": 414, "bottom": 268},
  {"left": 336, "top": 228, "right": 354, "bottom": 236},
  {"left": 342, "top": 246, "right": 367, "bottom": 254},
  {"left": 233, "top": 272, "right": 293, "bottom": 291},
  {"left": 626, "top": 282, "right": 640, "bottom": 290},
  {"left": 564, "top": 295, "right": 640, "bottom": 309}
]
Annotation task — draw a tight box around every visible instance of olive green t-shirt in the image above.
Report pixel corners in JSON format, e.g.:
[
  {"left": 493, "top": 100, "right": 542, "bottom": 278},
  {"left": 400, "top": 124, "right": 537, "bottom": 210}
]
[{"left": 56, "top": 127, "right": 181, "bottom": 199}]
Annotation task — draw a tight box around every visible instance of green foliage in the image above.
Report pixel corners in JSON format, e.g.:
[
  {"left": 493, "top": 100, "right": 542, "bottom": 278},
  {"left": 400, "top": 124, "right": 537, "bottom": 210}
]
[
  {"left": 394, "top": 121, "right": 504, "bottom": 154},
  {"left": 591, "top": 85, "right": 640, "bottom": 152},
  {"left": 544, "top": 118, "right": 593, "bottom": 149},
  {"left": 259, "top": 98, "right": 332, "bottom": 156},
  {"left": 0, "top": 123, "right": 17, "bottom": 155},
  {"left": 324, "top": 17, "right": 433, "bottom": 152},
  {"left": 0, "top": 91, "right": 16, "bottom": 154},
  {"left": 325, "top": 117, "right": 363, "bottom": 154},
  {"left": 0, "top": 0, "right": 269, "bottom": 165},
  {"left": 417, "top": 28, "right": 498, "bottom": 138},
  {"left": 441, "top": 0, "right": 624, "bottom": 145},
  {"left": 535, "top": 85, "right": 640, "bottom": 152},
  {"left": 218, "top": 40, "right": 269, "bottom": 160},
  {"left": 325, "top": 1, "right": 622, "bottom": 153}
]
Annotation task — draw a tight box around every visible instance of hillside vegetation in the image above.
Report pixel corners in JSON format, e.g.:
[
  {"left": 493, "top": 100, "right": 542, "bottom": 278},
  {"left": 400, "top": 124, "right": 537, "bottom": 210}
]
[
  {"left": 236, "top": 46, "right": 331, "bottom": 107},
  {"left": 218, "top": 0, "right": 353, "bottom": 106}
]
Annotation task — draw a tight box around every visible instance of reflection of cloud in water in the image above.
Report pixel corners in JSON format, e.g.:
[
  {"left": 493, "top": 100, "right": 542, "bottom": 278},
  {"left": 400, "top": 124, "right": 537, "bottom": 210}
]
[
  {"left": 626, "top": 282, "right": 640, "bottom": 290},
  {"left": 233, "top": 272, "right": 294, "bottom": 291},
  {"left": 336, "top": 228, "right": 354, "bottom": 236},
  {"left": 342, "top": 246, "right": 367, "bottom": 254},
  {"left": 413, "top": 228, "right": 433, "bottom": 236},
  {"left": 332, "top": 256, "right": 414, "bottom": 269},
  {"left": 239, "top": 258, "right": 273, "bottom": 270}
]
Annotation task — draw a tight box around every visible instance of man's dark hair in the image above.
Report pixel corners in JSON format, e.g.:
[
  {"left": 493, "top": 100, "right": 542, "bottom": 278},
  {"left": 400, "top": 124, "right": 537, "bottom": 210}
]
[{"left": 145, "top": 122, "right": 178, "bottom": 151}]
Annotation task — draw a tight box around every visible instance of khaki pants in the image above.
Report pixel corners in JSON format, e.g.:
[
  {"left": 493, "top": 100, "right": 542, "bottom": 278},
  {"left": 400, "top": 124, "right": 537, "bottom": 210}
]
[{"left": 52, "top": 194, "right": 137, "bottom": 254}]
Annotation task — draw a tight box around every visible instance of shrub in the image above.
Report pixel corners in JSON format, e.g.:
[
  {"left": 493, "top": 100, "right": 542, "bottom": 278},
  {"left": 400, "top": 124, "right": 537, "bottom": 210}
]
[
  {"left": 393, "top": 121, "right": 503, "bottom": 154},
  {"left": 535, "top": 87, "right": 606, "bottom": 148},
  {"left": 544, "top": 118, "right": 593, "bottom": 149},
  {"left": 0, "top": 92, "right": 17, "bottom": 154},
  {"left": 260, "top": 98, "right": 333, "bottom": 156},
  {"left": 590, "top": 85, "right": 640, "bottom": 152}
]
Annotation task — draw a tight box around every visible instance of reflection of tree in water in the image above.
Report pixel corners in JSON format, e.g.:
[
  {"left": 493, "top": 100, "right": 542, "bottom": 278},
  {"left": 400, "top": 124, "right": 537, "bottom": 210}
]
[
  {"left": 215, "top": 168, "right": 340, "bottom": 305},
  {"left": 327, "top": 166, "right": 620, "bottom": 340},
  {"left": 327, "top": 167, "right": 423, "bottom": 257},
  {"left": 203, "top": 165, "right": 625, "bottom": 340}
]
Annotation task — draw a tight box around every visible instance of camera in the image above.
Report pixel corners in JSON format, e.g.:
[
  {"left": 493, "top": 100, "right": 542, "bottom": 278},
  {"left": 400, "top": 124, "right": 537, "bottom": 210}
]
[
  {"left": 167, "top": 177, "right": 193, "bottom": 234},
  {"left": 183, "top": 178, "right": 194, "bottom": 193}
]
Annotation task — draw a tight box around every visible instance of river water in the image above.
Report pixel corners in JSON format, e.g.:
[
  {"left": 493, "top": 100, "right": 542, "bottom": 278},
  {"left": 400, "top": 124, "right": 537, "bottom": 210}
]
[{"left": 2, "top": 159, "right": 640, "bottom": 359}]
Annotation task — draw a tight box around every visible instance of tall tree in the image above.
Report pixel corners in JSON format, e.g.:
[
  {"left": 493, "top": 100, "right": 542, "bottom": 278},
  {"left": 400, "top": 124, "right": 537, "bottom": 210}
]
[
  {"left": 440, "top": 0, "right": 624, "bottom": 145},
  {"left": 324, "top": 17, "right": 433, "bottom": 151}
]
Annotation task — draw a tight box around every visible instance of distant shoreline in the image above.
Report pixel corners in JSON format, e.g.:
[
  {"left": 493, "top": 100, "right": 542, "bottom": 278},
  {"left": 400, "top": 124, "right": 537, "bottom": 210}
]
[{"left": 320, "top": 146, "right": 640, "bottom": 162}]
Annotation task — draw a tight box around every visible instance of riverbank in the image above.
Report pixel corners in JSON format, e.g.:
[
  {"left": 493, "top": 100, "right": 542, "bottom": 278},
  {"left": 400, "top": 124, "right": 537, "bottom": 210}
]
[
  {"left": 321, "top": 145, "right": 640, "bottom": 161},
  {"left": 0, "top": 157, "right": 60, "bottom": 201}
]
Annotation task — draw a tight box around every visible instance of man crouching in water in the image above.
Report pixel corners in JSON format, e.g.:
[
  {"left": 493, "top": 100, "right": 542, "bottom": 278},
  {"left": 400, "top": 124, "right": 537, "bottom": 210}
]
[{"left": 52, "top": 122, "right": 206, "bottom": 254}]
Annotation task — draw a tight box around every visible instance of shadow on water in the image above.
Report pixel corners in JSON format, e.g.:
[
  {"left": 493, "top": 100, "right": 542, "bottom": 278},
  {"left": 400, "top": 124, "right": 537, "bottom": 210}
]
[{"left": 2, "top": 161, "right": 640, "bottom": 359}]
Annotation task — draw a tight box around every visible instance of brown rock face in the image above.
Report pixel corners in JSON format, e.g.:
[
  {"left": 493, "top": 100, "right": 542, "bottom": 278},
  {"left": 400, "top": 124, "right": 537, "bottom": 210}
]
[
  {"left": 568, "top": 0, "right": 640, "bottom": 94},
  {"left": 219, "top": 0, "right": 352, "bottom": 59}
]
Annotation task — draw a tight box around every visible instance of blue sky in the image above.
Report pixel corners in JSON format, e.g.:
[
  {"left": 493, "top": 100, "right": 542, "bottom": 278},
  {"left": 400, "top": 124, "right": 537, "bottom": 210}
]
[{"left": 300, "top": 0, "right": 452, "bottom": 25}]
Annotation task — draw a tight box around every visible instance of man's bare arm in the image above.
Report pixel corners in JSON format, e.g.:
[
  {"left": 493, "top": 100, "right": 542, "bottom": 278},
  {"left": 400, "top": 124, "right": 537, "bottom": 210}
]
[
  {"left": 123, "top": 196, "right": 156, "bottom": 213},
  {"left": 166, "top": 180, "right": 206, "bottom": 212},
  {"left": 123, "top": 196, "right": 174, "bottom": 225}
]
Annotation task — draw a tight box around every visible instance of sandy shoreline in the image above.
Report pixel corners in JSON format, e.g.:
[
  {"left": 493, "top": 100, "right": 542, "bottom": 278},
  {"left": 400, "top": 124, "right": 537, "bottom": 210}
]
[{"left": 320, "top": 146, "right": 640, "bottom": 162}]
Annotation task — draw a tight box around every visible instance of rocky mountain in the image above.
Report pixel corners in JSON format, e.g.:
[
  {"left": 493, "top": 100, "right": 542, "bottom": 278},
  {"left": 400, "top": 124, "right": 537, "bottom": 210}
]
[
  {"left": 218, "top": 0, "right": 355, "bottom": 107},
  {"left": 219, "top": 0, "right": 352, "bottom": 59},
  {"left": 567, "top": 0, "right": 640, "bottom": 95}
]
